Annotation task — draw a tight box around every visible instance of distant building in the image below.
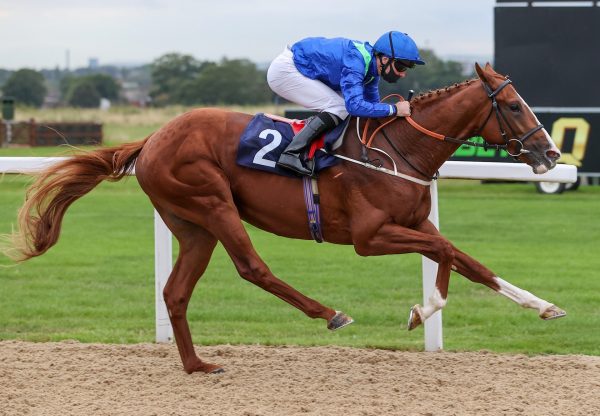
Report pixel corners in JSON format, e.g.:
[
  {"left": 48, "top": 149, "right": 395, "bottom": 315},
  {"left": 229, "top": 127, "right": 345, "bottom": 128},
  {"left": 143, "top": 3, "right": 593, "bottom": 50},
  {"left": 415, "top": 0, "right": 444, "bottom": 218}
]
[
  {"left": 121, "top": 81, "right": 151, "bottom": 107},
  {"left": 88, "top": 58, "right": 100, "bottom": 69}
]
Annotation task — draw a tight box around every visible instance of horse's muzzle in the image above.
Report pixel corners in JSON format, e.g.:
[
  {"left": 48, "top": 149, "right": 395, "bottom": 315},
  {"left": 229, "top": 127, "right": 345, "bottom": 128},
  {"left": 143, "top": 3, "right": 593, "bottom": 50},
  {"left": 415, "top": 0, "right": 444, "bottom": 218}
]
[
  {"left": 546, "top": 149, "right": 561, "bottom": 166},
  {"left": 527, "top": 147, "right": 561, "bottom": 174},
  {"left": 542, "top": 148, "right": 561, "bottom": 171}
]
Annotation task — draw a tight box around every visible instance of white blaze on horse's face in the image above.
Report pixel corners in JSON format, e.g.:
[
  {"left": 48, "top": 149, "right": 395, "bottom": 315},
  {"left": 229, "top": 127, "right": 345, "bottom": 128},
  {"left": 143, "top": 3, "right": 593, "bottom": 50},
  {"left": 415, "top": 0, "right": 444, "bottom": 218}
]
[{"left": 516, "top": 93, "right": 561, "bottom": 174}]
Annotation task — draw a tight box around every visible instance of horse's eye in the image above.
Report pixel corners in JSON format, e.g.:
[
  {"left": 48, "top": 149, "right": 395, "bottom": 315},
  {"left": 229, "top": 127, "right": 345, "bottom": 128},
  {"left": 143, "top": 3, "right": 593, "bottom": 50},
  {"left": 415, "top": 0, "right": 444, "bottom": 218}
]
[{"left": 509, "top": 103, "right": 520, "bottom": 112}]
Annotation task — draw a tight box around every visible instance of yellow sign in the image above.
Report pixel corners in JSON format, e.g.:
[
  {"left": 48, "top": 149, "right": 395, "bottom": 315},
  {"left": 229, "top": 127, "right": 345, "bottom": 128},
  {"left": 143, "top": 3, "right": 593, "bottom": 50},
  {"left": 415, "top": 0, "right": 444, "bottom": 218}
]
[{"left": 550, "top": 117, "right": 590, "bottom": 167}]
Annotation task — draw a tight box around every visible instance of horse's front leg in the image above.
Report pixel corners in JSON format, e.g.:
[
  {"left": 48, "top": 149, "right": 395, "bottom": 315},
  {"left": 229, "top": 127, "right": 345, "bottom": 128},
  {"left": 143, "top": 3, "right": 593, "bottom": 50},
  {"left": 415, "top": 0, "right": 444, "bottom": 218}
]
[
  {"left": 451, "top": 246, "right": 566, "bottom": 320},
  {"left": 417, "top": 220, "right": 566, "bottom": 321},
  {"left": 352, "top": 220, "right": 455, "bottom": 330}
]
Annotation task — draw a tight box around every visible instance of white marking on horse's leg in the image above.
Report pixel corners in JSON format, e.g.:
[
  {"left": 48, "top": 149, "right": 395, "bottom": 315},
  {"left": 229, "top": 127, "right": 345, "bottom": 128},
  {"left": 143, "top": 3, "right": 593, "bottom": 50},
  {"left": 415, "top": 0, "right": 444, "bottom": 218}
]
[
  {"left": 494, "top": 276, "right": 552, "bottom": 313},
  {"left": 421, "top": 288, "right": 447, "bottom": 320}
]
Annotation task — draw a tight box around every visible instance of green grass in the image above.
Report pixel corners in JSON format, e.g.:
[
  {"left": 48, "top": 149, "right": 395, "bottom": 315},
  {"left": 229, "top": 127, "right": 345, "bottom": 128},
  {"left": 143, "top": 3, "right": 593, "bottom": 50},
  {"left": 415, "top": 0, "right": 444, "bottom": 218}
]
[{"left": 0, "top": 175, "right": 599, "bottom": 355}]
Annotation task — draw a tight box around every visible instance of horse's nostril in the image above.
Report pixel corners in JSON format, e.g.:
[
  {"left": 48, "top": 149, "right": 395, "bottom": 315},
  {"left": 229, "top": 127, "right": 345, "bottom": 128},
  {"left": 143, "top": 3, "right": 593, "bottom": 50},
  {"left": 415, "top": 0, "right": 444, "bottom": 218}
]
[{"left": 546, "top": 150, "right": 561, "bottom": 161}]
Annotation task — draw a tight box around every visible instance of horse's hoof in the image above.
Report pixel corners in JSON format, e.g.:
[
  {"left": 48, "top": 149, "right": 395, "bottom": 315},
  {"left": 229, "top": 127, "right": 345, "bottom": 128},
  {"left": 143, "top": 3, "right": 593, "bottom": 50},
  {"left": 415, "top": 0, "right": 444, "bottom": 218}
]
[
  {"left": 210, "top": 368, "right": 225, "bottom": 374},
  {"left": 327, "top": 311, "right": 354, "bottom": 331},
  {"left": 408, "top": 305, "right": 424, "bottom": 331},
  {"left": 184, "top": 361, "right": 224, "bottom": 374},
  {"left": 540, "top": 305, "right": 566, "bottom": 320}
]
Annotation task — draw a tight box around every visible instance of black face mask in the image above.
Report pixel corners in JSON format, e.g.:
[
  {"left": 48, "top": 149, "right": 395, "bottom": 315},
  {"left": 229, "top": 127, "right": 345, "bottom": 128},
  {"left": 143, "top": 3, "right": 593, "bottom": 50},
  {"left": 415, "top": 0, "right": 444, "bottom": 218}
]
[{"left": 380, "top": 60, "right": 401, "bottom": 83}]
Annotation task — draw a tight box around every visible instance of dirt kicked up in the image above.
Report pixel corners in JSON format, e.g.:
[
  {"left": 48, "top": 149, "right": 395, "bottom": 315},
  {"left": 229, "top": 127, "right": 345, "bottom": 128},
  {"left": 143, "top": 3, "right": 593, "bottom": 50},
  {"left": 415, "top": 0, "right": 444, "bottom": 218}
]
[{"left": 1, "top": 340, "right": 599, "bottom": 416}]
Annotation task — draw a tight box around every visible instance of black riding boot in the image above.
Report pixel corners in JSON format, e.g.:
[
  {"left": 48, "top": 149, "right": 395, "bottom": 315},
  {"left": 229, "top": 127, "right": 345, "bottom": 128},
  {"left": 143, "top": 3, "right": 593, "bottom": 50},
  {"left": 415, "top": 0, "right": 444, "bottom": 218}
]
[{"left": 277, "top": 112, "right": 340, "bottom": 176}]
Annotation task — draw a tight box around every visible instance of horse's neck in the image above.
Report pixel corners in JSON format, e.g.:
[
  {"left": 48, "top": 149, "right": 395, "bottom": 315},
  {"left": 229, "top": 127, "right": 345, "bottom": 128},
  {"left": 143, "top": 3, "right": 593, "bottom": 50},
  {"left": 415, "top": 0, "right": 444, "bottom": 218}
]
[
  {"left": 346, "top": 82, "right": 486, "bottom": 179},
  {"left": 413, "top": 81, "right": 486, "bottom": 138}
]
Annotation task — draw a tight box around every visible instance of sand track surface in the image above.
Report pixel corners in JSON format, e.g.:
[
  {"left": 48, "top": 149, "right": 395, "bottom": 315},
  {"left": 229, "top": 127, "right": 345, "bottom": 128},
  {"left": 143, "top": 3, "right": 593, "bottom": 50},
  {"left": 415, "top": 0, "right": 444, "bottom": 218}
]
[{"left": 1, "top": 340, "right": 599, "bottom": 415}]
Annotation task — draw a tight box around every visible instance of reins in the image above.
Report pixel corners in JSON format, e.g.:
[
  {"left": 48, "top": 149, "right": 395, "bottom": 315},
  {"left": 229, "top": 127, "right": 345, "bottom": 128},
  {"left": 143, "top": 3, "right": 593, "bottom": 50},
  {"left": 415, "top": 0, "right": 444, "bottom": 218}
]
[
  {"left": 330, "top": 78, "right": 546, "bottom": 187},
  {"left": 359, "top": 78, "right": 544, "bottom": 172}
]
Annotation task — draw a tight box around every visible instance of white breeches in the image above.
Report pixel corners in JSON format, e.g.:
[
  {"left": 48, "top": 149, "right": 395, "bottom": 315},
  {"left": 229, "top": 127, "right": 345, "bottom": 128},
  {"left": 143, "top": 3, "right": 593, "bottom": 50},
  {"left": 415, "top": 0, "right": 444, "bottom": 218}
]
[{"left": 267, "top": 47, "right": 349, "bottom": 119}]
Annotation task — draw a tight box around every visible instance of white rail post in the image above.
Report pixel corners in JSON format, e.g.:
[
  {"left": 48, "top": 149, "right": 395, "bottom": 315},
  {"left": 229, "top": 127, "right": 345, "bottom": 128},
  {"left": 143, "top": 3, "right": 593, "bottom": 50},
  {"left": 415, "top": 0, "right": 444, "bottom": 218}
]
[
  {"left": 422, "top": 180, "right": 443, "bottom": 351},
  {"left": 154, "top": 210, "right": 173, "bottom": 343}
]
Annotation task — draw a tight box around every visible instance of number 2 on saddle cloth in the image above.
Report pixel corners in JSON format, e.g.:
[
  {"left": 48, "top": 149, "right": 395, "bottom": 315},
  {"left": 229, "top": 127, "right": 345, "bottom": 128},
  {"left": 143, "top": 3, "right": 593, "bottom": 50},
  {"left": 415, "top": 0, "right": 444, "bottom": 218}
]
[{"left": 236, "top": 113, "right": 350, "bottom": 177}]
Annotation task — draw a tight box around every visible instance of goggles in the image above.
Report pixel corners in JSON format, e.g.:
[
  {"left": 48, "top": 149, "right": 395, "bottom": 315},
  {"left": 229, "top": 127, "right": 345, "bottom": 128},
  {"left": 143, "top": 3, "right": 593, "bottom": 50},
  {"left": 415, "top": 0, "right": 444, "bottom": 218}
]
[{"left": 392, "top": 59, "right": 415, "bottom": 73}]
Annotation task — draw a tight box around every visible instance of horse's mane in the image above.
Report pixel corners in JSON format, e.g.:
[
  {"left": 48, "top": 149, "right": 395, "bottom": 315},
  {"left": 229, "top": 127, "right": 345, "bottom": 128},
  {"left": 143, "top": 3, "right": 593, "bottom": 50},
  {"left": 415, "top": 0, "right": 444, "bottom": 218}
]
[{"left": 410, "top": 78, "right": 478, "bottom": 109}]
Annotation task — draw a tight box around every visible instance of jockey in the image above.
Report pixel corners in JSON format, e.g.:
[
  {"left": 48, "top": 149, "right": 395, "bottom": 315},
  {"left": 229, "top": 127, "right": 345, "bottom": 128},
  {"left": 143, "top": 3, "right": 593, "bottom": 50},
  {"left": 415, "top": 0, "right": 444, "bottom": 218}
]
[{"left": 267, "top": 31, "right": 425, "bottom": 176}]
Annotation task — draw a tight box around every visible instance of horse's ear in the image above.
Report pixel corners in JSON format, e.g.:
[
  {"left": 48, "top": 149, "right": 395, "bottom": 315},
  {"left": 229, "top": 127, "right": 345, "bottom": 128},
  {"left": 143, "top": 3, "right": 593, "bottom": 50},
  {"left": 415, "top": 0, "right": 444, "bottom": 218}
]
[{"left": 475, "top": 63, "right": 486, "bottom": 80}]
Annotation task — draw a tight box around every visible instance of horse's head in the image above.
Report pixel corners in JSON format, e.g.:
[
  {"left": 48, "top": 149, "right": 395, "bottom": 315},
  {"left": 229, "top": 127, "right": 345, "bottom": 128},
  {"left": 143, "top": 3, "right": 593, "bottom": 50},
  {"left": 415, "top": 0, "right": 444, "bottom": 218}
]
[{"left": 475, "top": 63, "right": 561, "bottom": 174}]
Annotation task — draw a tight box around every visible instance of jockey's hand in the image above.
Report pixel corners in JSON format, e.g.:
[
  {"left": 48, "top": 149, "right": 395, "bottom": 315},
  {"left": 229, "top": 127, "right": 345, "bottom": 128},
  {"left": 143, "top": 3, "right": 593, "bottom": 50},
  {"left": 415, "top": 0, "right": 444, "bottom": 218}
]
[{"left": 395, "top": 101, "right": 411, "bottom": 117}]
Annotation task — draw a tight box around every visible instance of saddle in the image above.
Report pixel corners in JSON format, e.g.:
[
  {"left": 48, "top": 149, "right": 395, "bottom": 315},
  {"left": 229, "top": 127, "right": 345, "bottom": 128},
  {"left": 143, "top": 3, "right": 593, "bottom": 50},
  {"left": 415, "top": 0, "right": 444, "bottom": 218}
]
[{"left": 236, "top": 113, "right": 350, "bottom": 177}]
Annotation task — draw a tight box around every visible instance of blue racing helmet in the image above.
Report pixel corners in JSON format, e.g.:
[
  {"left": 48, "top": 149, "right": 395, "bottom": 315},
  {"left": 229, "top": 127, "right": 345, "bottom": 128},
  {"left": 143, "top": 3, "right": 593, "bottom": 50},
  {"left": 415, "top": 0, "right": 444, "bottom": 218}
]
[{"left": 373, "top": 31, "right": 425, "bottom": 65}]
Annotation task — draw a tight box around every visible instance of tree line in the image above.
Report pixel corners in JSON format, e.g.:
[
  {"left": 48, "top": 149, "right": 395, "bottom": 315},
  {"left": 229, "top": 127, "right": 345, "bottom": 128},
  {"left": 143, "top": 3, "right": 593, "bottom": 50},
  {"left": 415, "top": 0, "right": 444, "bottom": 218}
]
[
  {"left": 0, "top": 69, "right": 120, "bottom": 108},
  {"left": 0, "top": 50, "right": 470, "bottom": 109},
  {"left": 149, "top": 54, "right": 273, "bottom": 106}
]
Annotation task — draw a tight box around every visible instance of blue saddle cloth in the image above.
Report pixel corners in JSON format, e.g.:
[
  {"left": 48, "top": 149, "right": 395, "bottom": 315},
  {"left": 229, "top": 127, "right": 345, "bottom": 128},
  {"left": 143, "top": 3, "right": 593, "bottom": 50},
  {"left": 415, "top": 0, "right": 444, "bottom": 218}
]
[{"left": 236, "top": 113, "right": 349, "bottom": 177}]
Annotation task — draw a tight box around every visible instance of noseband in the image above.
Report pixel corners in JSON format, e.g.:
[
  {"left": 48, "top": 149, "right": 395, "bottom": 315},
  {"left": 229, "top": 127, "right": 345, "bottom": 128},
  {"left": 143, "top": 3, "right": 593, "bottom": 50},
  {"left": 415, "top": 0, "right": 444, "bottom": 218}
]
[{"left": 476, "top": 78, "right": 544, "bottom": 157}]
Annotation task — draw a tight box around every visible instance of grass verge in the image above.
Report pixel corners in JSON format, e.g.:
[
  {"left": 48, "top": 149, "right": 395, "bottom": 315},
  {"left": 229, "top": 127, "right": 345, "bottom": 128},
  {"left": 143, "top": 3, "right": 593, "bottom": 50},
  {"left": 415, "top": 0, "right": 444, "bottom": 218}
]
[{"left": 1, "top": 176, "right": 598, "bottom": 355}]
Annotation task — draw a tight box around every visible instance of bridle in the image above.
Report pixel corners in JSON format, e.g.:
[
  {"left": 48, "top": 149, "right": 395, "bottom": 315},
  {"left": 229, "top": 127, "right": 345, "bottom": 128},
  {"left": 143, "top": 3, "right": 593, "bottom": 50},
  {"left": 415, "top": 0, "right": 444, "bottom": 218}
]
[
  {"left": 362, "top": 78, "right": 545, "bottom": 162},
  {"left": 473, "top": 78, "right": 544, "bottom": 158},
  {"left": 407, "top": 78, "right": 544, "bottom": 158}
]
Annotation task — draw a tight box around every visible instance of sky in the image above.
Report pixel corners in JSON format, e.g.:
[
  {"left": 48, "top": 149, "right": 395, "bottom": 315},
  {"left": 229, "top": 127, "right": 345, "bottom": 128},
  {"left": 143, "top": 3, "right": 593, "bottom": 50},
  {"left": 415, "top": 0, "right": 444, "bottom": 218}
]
[{"left": 0, "top": 0, "right": 496, "bottom": 70}]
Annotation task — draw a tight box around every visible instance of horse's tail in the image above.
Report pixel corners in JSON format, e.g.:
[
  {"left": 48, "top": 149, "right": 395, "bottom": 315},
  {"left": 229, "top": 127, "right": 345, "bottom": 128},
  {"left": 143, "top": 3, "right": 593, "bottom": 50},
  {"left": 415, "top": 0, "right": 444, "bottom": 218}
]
[{"left": 2, "top": 138, "right": 149, "bottom": 262}]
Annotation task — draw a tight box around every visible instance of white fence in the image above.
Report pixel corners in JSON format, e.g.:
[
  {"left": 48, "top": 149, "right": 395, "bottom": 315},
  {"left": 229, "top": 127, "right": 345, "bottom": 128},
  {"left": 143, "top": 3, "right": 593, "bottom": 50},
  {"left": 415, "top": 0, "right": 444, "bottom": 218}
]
[{"left": 0, "top": 157, "right": 577, "bottom": 350}]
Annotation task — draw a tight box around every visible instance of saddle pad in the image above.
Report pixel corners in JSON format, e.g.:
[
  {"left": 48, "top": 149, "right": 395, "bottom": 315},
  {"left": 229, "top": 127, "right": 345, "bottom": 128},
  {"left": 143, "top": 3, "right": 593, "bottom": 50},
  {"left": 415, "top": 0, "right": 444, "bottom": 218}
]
[{"left": 236, "top": 113, "right": 349, "bottom": 177}]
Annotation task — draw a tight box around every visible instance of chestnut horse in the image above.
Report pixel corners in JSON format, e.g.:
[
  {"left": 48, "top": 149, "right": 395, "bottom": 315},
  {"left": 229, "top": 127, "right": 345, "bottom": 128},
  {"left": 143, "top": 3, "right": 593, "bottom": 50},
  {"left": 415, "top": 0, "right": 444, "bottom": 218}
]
[{"left": 3, "top": 64, "right": 566, "bottom": 374}]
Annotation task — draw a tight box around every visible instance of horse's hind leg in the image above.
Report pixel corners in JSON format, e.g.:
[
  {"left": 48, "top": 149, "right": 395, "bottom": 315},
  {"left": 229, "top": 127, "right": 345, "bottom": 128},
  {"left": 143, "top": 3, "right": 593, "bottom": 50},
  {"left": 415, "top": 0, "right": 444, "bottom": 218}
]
[
  {"left": 205, "top": 208, "right": 345, "bottom": 326},
  {"left": 157, "top": 186, "right": 348, "bottom": 329},
  {"left": 159, "top": 210, "right": 223, "bottom": 374}
]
